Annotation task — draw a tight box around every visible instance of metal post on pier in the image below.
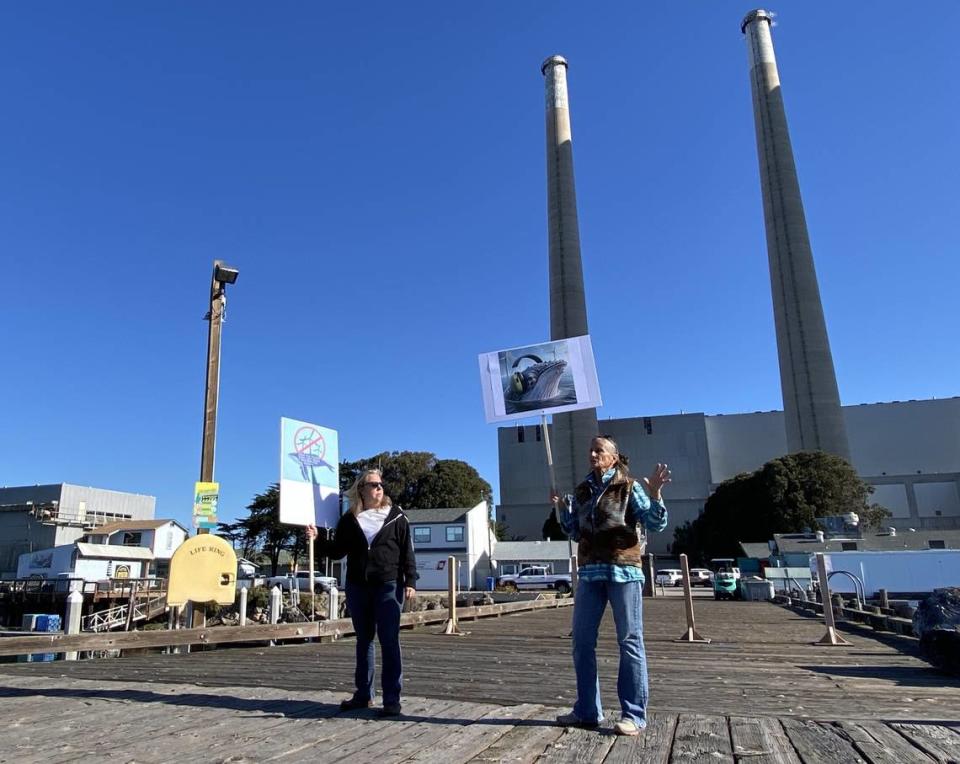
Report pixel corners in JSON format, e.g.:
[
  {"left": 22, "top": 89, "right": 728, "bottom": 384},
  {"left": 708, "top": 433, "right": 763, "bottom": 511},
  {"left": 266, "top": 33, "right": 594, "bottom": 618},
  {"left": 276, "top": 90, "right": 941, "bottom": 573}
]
[
  {"left": 239, "top": 586, "right": 248, "bottom": 627},
  {"left": 65, "top": 590, "right": 82, "bottom": 661},
  {"left": 442, "top": 556, "right": 466, "bottom": 636},
  {"left": 328, "top": 584, "right": 339, "bottom": 621},
  {"left": 269, "top": 586, "right": 281, "bottom": 624},
  {"left": 268, "top": 585, "right": 282, "bottom": 647},
  {"left": 814, "top": 553, "right": 852, "bottom": 646},
  {"left": 675, "top": 554, "right": 710, "bottom": 643}
]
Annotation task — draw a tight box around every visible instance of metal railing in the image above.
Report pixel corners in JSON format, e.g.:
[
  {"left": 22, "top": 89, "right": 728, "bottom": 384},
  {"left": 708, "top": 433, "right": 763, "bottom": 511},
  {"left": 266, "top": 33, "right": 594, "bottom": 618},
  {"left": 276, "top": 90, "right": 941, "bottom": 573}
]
[{"left": 83, "top": 593, "right": 169, "bottom": 632}]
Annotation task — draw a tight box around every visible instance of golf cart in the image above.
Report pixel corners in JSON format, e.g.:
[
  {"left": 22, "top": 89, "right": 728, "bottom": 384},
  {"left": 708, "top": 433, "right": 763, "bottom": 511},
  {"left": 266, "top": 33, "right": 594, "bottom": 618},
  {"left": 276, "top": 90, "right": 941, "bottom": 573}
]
[{"left": 711, "top": 558, "right": 742, "bottom": 601}]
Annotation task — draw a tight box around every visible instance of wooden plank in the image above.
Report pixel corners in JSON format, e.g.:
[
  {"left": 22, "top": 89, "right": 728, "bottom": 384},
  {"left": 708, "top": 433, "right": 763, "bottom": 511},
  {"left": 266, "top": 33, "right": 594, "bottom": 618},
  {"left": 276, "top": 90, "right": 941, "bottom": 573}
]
[
  {"left": 779, "top": 718, "right": 866, "bottom": 764},
  {"left": 535, "top": 727, "right": 616, "bottom": 763},
  {"left": 256, "top": 715, "right": 393, "bottom": 762},
  {"left": 2, "top": 601, "right": 959, "bottom": 725},
  {"left": 670, "top": 714, "right": 732, "bottom": 764},
  {"left": 835, "top": 721, "right": 937, "bottom": 764},
  {"left": 349, "top": 699, "right": 497, "bottom": 762},
  {"left": 605, "top": 712, "right": 677, "bottom": 764},
  {"left": 467, "top": 710, "right": 566, "bottom": 764},
  {"left": 404, "top": 702, "right": 544, "bottom": 764},
  {"left": 889, "top": 723, "right": 960, "bottom": 763},
  {"left": 729, "top": 716, "right": 801, "bottom": 764},
  {"left": 318, "top": 697, "right": 462, "bottom": 763}
]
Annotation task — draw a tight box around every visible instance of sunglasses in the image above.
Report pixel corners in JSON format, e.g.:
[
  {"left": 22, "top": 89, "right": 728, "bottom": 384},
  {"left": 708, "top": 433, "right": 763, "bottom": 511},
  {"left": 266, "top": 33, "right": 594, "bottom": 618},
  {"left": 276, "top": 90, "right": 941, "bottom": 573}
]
[{"left": 363, "top": 482, "right": 384, "bottom": 489}]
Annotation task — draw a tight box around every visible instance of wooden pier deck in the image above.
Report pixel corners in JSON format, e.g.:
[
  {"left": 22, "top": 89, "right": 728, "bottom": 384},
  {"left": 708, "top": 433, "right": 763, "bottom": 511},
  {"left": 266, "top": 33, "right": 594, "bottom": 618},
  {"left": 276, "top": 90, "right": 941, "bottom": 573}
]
[{"left": 1, "top": 599, "right": 958, "bottom": 763}]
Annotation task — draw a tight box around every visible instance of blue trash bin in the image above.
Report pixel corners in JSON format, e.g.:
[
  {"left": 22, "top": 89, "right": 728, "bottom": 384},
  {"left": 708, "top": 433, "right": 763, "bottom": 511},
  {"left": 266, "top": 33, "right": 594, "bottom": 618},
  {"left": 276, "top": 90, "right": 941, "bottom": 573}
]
[{"left": 485, "top": 576, "right": 496, "bottom": 591}]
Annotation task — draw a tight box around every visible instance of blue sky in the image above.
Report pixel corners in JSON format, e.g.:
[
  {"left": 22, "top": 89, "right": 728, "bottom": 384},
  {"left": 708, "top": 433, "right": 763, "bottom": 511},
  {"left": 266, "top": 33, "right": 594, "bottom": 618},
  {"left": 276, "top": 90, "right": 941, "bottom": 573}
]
[{"left": 2, "top": 2, "right": 958, "bottom": 530}]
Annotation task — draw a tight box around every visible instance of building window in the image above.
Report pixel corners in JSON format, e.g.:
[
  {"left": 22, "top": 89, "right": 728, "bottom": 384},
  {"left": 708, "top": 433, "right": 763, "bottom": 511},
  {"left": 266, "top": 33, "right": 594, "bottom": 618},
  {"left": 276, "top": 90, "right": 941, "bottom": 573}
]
[
  {"left": 841, "top": 542, "right": 858, "bottom": 551},
  {"left": 121, "top": 532, "right": 142, "bottom": 547},
  {"left": 643, "top": 417, "right": 653, "bottom": 434},
  {"left": 517, "top": 426, "right": 525, "bottom": 443},
  {"left": 535, "top": 425, "right": 542, "bottom": 442},
  {"left": 413, "top": 527, "right": 431, "bottom": 544},
  {"left": 929, "top": 540, "right": 946, "bottom": 549},
  {"left": 499, "top": 564, "right": 517, "bottom": 575},
  {"left": 446, "top": 526, "right": 464, "bottom": 543}
]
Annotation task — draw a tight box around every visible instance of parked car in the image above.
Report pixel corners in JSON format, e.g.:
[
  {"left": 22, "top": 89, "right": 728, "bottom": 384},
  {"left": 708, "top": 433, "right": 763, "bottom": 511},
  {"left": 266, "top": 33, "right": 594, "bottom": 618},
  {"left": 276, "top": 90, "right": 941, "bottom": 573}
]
[
  {"left": 497, "top": 566, "right": 572, "bottom": 594},
  {"left": 655, "top": 569, "right": 683, "bottom": 587},
  {"left": 689, "top": 568, "right": 713, "bottom": 587},
  {"left": 710, "top": 558, "right": 741, "bottom": 579},
  {"left": 265, "top": 571, "right": 337, "bottom": 593}
]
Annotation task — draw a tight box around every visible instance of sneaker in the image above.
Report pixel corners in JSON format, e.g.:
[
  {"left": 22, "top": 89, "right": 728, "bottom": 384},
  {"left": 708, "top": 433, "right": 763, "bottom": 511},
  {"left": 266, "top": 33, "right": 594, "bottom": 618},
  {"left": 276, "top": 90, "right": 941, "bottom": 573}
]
[
  {"left": 339, "top": 697, "right": 373, "bottom": 711},
  {"left": 555, "top": 711, "right": 599, "bottom": 730},
  {"left": 614, "top": 718, "right": 642, "bottom": 736},
  {"left": 379, "top": 703, "right": 402, "bottom": 717}
]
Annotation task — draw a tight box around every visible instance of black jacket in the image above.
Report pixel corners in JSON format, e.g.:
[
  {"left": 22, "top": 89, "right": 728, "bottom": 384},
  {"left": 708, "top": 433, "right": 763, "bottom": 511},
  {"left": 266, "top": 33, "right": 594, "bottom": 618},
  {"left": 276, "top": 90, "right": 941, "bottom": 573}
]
[{"left": 319, "top": 505, "right": 418, "bottom": 587}]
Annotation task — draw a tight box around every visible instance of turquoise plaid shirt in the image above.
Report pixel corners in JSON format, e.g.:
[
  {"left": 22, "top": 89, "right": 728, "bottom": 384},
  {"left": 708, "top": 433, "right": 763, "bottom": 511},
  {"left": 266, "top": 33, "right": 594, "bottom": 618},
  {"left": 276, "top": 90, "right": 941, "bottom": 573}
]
[{"left": 559, "top": 468, "right": 667, "bottom": 584}]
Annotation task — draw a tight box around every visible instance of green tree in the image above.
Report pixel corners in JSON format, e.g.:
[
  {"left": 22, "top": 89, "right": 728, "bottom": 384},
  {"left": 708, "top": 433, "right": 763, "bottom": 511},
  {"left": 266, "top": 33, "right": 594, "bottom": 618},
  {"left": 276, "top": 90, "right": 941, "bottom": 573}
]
[
  {"left": 339, "top": 451, "right": 492, "bottom": 510},
  {"left": 413, "top": 459, "right": 491, "bottom": 508},
  {"left": 672, "top": 451, "right": 890, "bottom": 562}
]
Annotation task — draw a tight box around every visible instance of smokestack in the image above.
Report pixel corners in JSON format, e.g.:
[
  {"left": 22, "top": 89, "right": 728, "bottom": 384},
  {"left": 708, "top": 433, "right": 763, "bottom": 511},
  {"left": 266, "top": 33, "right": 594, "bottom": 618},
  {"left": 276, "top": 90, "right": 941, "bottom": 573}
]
[
  {"left": 541, "top": 55, "right": 598, "bottom": 491},
  {"left": 741, "top": 11, "right": 851, "bottom": 461}
]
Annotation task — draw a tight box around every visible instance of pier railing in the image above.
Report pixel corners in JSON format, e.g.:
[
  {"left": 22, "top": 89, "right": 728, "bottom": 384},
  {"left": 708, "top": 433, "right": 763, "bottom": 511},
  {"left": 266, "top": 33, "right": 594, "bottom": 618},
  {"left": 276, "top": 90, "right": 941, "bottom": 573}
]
[
  {"left": 775, "top": 594, "right": 915, "bottom": 637},
  {"left": 0, "top": 594, "right": 573, "bottom": 657}
]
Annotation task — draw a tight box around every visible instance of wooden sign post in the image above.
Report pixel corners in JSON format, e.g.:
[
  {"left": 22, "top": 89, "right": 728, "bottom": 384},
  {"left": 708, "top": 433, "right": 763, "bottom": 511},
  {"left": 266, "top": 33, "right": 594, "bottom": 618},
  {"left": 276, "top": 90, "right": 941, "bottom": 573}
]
[
  {"left": 675, "top": 554, "right": 710, "bottom": 643},
  {"left": 814, "top": 553, "right": 852, "bottom": 646}
]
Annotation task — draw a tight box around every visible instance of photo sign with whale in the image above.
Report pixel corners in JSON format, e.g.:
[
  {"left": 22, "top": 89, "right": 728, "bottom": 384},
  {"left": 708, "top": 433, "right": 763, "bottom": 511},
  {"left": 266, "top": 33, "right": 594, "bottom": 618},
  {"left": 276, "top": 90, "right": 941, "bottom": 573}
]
[
  {"left": 478, "top": 335, "right": 602, "bottom": 423},
  {"left": 279, "top": 417, "right": 340, "bottom": 527}
]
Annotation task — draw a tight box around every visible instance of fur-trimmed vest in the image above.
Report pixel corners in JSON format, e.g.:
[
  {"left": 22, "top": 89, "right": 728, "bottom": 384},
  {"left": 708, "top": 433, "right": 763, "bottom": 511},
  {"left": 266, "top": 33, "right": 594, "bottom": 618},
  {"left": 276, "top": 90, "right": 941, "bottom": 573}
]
[{"left": 575, "top": 478, "right": 646, "bottom": 567}]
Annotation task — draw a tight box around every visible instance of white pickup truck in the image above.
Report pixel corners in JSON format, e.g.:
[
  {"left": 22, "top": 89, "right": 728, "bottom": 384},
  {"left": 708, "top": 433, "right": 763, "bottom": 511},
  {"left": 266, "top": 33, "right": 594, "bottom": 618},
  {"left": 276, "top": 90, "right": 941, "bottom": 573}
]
[{"left": 497, "top": 566, "right": 572, "bottom": 594}]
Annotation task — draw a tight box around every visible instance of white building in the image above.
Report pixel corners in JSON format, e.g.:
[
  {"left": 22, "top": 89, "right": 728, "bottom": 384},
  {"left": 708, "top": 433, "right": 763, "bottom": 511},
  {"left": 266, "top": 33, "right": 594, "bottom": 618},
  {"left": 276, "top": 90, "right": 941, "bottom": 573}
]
[
  {"left": 498, "top": 398, "right": 960, "bottom": 554},
  {"left": 84, "top": 519, "right": 189, "bottom": 577},
  {"left": 0, "top": 484, "right": 156, "bottom": 578},
  {"left": 405, "top": 501, "right": 492, "bottom": 590},
  {"left": 17, "top": 542, "right": 153, "bottom": 581}
]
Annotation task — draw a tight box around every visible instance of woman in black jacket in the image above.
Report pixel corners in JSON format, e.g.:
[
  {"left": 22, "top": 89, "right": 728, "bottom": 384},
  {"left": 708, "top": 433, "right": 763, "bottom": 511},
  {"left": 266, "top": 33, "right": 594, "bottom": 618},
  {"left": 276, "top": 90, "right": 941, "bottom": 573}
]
[{"left": 307, "top": 468, "right": 417, "bottom": 716}]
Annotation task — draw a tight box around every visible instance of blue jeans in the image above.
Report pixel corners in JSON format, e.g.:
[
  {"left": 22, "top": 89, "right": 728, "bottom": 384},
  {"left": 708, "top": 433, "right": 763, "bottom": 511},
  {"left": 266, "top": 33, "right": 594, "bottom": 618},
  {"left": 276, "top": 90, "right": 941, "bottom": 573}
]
[
  {"left": 345, "top": 580, "right": 404, "bottom": 705},
  {"left": 571, "top": 579, "right": 648, "bottom": 726}
]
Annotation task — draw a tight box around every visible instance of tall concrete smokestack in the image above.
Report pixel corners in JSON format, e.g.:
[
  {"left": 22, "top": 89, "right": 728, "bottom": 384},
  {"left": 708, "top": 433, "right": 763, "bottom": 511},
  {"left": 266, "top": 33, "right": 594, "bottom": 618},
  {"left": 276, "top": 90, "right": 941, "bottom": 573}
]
[
  {"left": 741, "top": 11, "right": 851, "bottom": 460},
  {"left": 542, "top": 55, "right": 598, "bottom": 490}
]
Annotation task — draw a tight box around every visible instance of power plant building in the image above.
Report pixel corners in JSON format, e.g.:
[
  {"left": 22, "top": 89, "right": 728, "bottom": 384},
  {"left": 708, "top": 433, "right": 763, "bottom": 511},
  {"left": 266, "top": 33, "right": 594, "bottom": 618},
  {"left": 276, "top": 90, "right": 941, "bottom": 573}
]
[{"left": 497, "top": 398, "right": 960, "bottom": 553}]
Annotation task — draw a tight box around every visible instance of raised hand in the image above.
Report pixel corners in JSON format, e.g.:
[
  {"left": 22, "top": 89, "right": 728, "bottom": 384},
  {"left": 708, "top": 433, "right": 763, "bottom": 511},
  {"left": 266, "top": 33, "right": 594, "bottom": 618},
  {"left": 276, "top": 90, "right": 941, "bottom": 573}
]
[
  {"left": 305, "top": 523, "right": 318, "bottom": 541},
  {"left": 642, "top": 463, "right": 671, "bottom": 500}
]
